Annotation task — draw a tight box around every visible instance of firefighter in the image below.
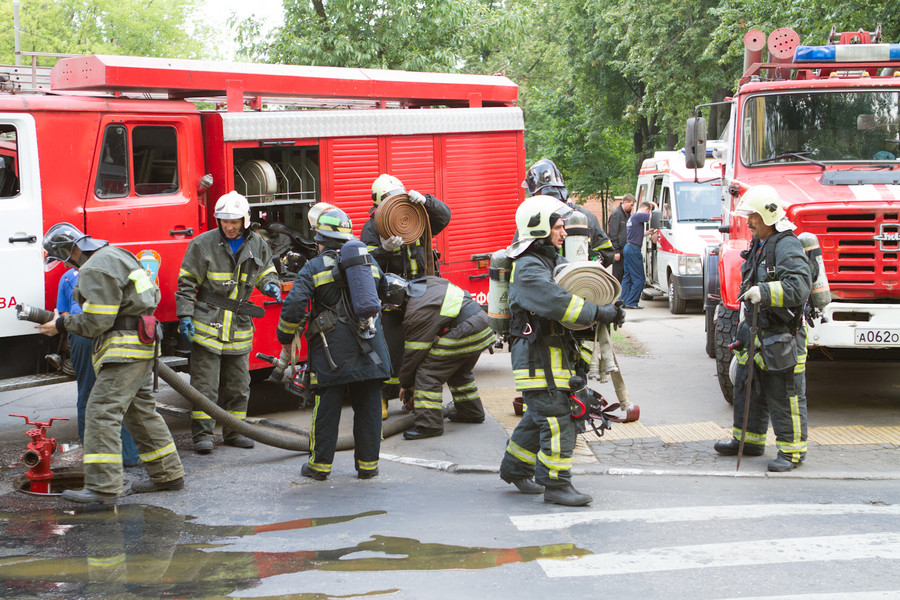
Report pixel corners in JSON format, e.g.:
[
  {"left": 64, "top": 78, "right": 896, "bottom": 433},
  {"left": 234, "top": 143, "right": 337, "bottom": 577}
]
[
  {"left": 175, "top": 191, "right": 281, "bottom": 454},
  {"left": 714, "top": 185, "right": 812, "bottom": 472},
  {"left": 360, "top": 174, "right": 452, "bottom": 419},
  {"left": 38, "top": 223, "right": 185, "bottom": 505},
  {"left": 381, "top": 274, "right": 494, "bottom": 440},
  {"left": 522, "top": 159, "right": 615, "bottom": 265},
  {"left": 277, "top": 207, "right": 391, "bottom": 480},
  {"left": 498, "top": 196, "right": 625, "bottom": 507}
]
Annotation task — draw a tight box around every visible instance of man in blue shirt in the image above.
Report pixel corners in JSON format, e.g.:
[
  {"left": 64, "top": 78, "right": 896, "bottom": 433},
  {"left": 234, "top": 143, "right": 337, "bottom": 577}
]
[
  {"left": 57, "top": 267, "right": 140, "bottom": 467},
  {"left": 621, "top": 201, "right": 656, "bottom": 309}
]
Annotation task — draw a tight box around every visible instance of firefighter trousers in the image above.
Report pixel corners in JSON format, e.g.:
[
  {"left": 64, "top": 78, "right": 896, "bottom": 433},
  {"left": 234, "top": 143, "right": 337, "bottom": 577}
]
[
  {"left": 189, "top": 344, "right": 251, "bottom": 444},
  {"left": 412, "top": 349, "right": 485, "bottom": 431},
  {"left": 499, "top": 388, "right": 575, "bottom": 489},
  {"left": 83, "top": 359, "right": 185, "bottom": 494},
  {"left": 732, "top": 361, "right": 808, "bottom": 463},
  {"left": 307, "top": 379, "right": 382, "bottom": 476}
]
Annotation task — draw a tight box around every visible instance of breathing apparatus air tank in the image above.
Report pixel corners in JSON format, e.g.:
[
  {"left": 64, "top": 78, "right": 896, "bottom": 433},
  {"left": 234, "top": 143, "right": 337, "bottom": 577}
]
[
  {"left": 340, "top": 239, "right": 381, "bottom": 319},
  {"left": 797, "top": 231, "right": 831, "bottom": 310},
  {"left": 563, "top": 209, "right": 590, "bottom": 261},
  {"left": 487, "top": 249, "right": 511, "bottom": 334}
]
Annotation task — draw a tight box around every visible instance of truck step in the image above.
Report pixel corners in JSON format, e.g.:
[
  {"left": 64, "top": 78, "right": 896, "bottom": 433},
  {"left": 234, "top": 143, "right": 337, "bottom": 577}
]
[{"left": 0, "top": 372, "right": 73, "bottom": 393}]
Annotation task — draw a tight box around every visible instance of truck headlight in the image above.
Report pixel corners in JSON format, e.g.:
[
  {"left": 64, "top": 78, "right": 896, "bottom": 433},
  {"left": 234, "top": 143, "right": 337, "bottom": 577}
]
[{"left": 677, "top": 255, "right": 702, "bottom": 276}]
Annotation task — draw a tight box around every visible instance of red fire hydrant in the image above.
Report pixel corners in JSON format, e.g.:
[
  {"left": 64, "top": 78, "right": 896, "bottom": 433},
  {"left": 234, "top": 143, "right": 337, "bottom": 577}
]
[{"left": 10, "top": 414, "right": 68, "bottom": 494}]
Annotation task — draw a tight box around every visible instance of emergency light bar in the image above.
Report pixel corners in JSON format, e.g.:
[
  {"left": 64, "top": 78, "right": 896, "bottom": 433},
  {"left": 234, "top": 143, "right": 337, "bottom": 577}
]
[{"left": 795, "top": 44, "right": 900, "bottom": 62}]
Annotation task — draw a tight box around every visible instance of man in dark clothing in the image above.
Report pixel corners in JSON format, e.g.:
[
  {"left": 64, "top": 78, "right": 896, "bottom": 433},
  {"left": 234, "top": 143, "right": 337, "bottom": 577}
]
[
  {"left": 382, "top": 275, "right": 494, "bottom": 440},
  {"left": 360, "top": 174, "right": 452, "bottom": 419},
  {"left": 713, "top": 185, "right": 811, "bottom": 472},
  {"left": 522, "top": 159, "right": 615, "bottom": 265},
  {"left": 277, "top": 207, "right": 391, "bottom": 480},
  {"left": 621, "top": 200, "right": 656, "bottom": 308},
  {"left": 498, "top": 195, "right": 625, "bottom": 507},
  {"left": 607, "top": 194, "right": 635, "bottom": 283}
]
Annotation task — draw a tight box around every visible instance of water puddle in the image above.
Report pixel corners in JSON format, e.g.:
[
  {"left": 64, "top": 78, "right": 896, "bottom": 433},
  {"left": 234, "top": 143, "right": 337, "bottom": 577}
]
[{"left": 0, "top": 497, "right": 589, "bottom": 598}]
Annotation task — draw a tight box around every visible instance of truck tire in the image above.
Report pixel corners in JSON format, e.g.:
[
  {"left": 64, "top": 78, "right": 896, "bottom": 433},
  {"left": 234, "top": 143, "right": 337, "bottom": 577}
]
[
  {"left": 714, "top": 303, "right": 738, "bottom": 404},
  {"left": 705, "top": 305, "right": 716, "bottom": 358},
  {"left": 668, "top": 278, "right": 687, "bottom": 314}
]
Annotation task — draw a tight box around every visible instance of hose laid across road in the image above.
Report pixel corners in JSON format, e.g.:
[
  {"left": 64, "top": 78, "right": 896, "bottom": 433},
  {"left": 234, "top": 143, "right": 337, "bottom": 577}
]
[{"left": 157, "top": 361, "right": 415, "bottom": 452}]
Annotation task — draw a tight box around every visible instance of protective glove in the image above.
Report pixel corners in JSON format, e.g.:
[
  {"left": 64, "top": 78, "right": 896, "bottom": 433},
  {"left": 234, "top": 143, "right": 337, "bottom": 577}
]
[
  {"left": 740, "top": 285, "right": 762, "bottom": 304},
  {"left": 263, "top": 282, "right": 282, "bottom": 301},
  {"left": 400, "top": 387, "right": 415, "bottom": 412},
  {"left": 381, "top": 235, "right": 404, "bottom": 251},
  {"left": 178, "top": 317, "right": 195, "bottom": 339},
  {"left": 595, "top": 303, "right": 626, "bottom": 330},
  {"left": 408, "top": 190, "right": 427, "bottom": 205}
]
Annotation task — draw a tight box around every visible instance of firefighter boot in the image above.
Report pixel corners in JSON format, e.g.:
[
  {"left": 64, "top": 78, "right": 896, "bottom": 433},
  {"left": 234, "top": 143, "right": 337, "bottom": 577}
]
[
  {"left": 544, "top": 484, "right": 593, "bottom": 507},
  {"left": 194, "top": 439, "right": 214, "bottom": 455},
  {"left": 301, "top": 463, "right": 328, "bottom": 481},
  {"left": 62, "top": 488, "right": 118, "bottom": 506},
  {"left": 501, "top": 476, "right": 544, "bottom": 495},
  {"left": 714, "top": 438, "right": 764, "bottom": 456},
  {"left": 131, "top": 477, "right": 185, "bottom": 494},
  {"left": 224, "top": 434, "right": 255, "bottom": 449},
  {"left": 403, "top": 426, "right": 443, "bottom": 440},
  {"left": 382, "top": 398, "right": 389, "bottom": 421},
  {"left": 768, "top": 453, "right": 802, "bottom": 472}
]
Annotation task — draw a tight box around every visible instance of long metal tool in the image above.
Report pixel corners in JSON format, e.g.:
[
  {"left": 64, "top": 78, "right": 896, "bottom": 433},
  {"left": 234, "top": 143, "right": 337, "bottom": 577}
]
[{"left": 736, "top": 303, "right": 760, "bottom": 471}]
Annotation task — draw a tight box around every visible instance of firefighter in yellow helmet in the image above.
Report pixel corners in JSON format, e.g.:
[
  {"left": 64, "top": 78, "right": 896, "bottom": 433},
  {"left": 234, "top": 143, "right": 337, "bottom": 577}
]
[
  {"left": 175, "top": 191, "right": 281, "bottom": 454},
  {"left": 714, "top": 185, "right": 812, "bottom": 471},
  {"left": 499, "top": 196, "right": 625, "bottom": 506}
]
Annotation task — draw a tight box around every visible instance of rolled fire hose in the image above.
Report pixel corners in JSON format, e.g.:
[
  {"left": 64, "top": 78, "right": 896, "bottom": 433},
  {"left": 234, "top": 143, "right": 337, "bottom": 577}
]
[
  {"left": 553, "top": 261, "right": 633, "bottom": 412},
  {"left": 157, "top": 361, "right": 415, "bottom": 452},
  {"left": 373, "top": 194, "right": 435, "bottom": 275}
]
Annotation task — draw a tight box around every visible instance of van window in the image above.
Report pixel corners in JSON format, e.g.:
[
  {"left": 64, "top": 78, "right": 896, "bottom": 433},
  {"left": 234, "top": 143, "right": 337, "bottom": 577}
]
[
  {"left": 652, "top": 176, "right": 665, "bottom": 206},
  {"left": 0, "top": 125, "right": 19, "bottom": 198},
  {"left": 95, "top": 124, "right": 179, "bottom": 198}
]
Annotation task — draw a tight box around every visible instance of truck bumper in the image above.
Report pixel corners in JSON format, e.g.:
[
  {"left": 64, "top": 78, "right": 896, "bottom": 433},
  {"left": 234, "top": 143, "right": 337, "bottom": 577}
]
[
  {"left": 808, "top": 302, "right": 900, "bottom": 349},
  {"left": 671, "top": 274, "right": 703, "bottom": 301}
]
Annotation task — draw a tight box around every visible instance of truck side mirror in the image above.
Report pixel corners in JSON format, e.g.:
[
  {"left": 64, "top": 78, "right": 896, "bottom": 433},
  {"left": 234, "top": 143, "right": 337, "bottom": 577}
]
[{"left": 685, "top": 117, "right": 707, "bottom": 169}]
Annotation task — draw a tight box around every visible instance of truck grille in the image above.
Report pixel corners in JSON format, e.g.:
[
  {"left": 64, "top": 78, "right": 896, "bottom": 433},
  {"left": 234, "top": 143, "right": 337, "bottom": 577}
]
[{"left": 794, "top": 207, "right": 900, "bottom": 300}]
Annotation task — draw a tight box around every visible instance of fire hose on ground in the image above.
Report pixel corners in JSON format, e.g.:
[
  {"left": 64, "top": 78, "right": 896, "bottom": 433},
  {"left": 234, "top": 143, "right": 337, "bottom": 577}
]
[
  {"left": 553, "top": 261, "right": 639, "bottom": 421},
  {"left": 156, "top": 361, "right": 415, "bottom": 452}
]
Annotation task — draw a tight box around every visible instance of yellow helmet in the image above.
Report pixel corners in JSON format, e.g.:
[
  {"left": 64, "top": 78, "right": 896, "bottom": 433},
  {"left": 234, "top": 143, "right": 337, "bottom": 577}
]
[
  {"left": 734, "top": 185, "right": 785, "bottom": 226},
  {"left": 307, "top": 202, "right": 336, "bottom": 228}
]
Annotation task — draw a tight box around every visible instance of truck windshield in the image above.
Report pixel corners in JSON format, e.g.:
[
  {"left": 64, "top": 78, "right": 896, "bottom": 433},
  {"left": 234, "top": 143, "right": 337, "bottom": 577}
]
[
  {"left": 673, "top": 181, "right": 720, "bottom": 222},
  {"left": 741, "top": 91, "right": 900, "bottom": 164}
]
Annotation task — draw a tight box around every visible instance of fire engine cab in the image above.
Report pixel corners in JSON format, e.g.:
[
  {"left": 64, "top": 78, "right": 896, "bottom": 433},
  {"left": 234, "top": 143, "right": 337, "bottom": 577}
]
[
  {"left": 687, "top": 26, "right": 900, "bottom": 402},
  {"left": 0, "top": 54, "right": 525, "bottom": 384},
  {"left": 634, "top": 145, "right": 723, "bottom": 314}
]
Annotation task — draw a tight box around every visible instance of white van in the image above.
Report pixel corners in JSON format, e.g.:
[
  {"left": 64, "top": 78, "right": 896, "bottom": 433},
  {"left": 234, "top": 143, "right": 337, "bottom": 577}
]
[{"left": 634, "top": 148, "right": 723, "bottom": 313}]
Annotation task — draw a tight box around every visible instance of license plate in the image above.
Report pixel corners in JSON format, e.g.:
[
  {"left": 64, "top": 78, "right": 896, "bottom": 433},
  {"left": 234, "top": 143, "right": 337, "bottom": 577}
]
[{"left": 854, "top": 328, "right": 900, "bottom": 346}]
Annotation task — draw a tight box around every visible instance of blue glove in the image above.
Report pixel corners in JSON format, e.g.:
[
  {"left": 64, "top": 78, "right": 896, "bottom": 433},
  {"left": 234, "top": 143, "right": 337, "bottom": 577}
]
[
  {"left": 178, "top": 317, "right": 195, "bottom": 339},
  {"left": 263, "top": 282, "right": 282, "bottom": 301}
]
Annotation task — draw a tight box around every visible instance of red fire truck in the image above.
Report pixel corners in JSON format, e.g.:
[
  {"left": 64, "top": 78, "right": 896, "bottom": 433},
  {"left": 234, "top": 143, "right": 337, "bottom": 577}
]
[
  {"left": 687, "top": 27, "right": 900, "bottom": 402},
  {"left": 0, "top": 54, "right": 525, "bottom": 384}
]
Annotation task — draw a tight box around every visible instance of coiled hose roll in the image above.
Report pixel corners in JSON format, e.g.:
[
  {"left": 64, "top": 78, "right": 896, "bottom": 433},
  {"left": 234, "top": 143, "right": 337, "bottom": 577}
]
[
  {"left": 157, "top": 361, "right": 415, "bottom": 452},
  {"left": 373, "top": 194, "right": 435, "bottom": 275}
]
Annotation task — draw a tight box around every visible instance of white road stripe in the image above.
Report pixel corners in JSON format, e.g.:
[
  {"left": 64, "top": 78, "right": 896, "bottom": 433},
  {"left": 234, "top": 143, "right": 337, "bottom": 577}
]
[
  {"left": 537, "top": 532, "right": 900, "bottom": 577},
  {"left": 510, "top": 503, "right": 900, "bottom": 531},
  {"left": 715, "top": 593, "right": 900, "bottom": 600}
]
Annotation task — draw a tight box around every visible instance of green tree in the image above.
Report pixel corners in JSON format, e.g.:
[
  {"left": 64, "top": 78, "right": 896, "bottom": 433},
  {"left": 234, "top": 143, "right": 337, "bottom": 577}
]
[{"left": 0, "top": 0, "right": 213, "bottom": 66}]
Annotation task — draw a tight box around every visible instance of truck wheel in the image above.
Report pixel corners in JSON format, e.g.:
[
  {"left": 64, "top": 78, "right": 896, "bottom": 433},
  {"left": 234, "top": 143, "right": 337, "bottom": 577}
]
[
  {"left": 714, "top": 304, "right": 738, "bottom": 404},
  {"left": 668, "top": 279, "right": 687, "bottom": 314},
  {"left": 704, "top": 305, "right": 716, "bottom": 358}
]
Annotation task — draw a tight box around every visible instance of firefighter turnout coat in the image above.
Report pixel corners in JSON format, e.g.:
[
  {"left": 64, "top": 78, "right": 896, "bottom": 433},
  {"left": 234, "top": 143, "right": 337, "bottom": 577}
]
[
  {"left": 499, "top": 242, "right": 601, "bottom": 489},
  {"left": 361, "top": 194, "right": 452, "bottom": 279},
  {"left": 175, "top": 229, "right": 278, "bottom": 355},
  {"left": 60, "top": 245, "right": 184, "bottom": 494},
  {"left": 398, "top": 276, "right": 494, "bottom": 430},
  {"left": 732, "top": 231, "right": 812, "bottom": 464}
]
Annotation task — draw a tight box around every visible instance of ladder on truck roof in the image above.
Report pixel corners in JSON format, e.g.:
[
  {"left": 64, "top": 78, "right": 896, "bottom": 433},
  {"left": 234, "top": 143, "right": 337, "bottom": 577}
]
[{"left": 50, "top": 55, "right": 518, "bottom": 111}]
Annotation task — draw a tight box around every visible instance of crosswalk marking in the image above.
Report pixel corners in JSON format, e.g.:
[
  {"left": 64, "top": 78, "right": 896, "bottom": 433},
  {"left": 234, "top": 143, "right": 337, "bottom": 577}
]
[
  {"left": 510, "top": 503, "right": 900, "bottom": 530},
  {"left": 537, "top": 532, "right": 900, "bottom": 577}
]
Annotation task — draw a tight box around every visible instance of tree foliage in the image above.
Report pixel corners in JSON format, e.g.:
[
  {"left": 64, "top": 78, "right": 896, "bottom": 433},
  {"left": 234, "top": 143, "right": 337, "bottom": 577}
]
[{"left": 0, "top": 0, "right": 212, "bottom": 66}]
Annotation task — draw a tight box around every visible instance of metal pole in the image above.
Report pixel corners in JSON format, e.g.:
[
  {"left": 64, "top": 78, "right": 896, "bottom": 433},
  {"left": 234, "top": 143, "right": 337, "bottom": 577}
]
[
  {"left": 736, "top": 303, "right": 760, "bottom": 471},
  {"left": 13, "top": 1, "right": 22, "bottom": 66}
]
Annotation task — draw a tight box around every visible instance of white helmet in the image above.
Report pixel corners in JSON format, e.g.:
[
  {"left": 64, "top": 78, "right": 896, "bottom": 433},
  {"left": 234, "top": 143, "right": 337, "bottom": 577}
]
[
  {"left": 734, "top": 185, "right": 785, "bottom": 226},
  {"left": 371, "top": 174, "right": 406, "bottom": 206},
  {"left": 507, "top": 195, "right": 573, "bottom": 257},
  {"left": 214, "top": 191, "right": 251, "bottom": 228}
]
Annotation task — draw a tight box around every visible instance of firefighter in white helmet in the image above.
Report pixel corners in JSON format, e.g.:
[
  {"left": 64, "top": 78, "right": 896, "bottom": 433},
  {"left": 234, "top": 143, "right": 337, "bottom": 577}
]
[
  {"left": 360, "top": 174, "right": 452, "bottom": 419},
  {"left": 499, "top": 195, "right": 625, "bottom": 507},
  {"left": 175, "top": 191, "right": 281, "bottom": 454},
  {"left": 714, "top": 185, "right": 812, "bottom": 471}
]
